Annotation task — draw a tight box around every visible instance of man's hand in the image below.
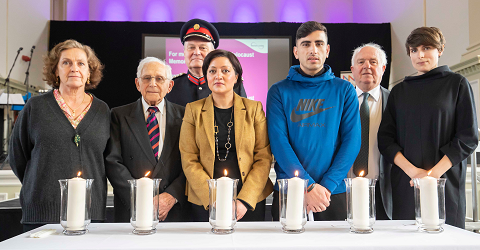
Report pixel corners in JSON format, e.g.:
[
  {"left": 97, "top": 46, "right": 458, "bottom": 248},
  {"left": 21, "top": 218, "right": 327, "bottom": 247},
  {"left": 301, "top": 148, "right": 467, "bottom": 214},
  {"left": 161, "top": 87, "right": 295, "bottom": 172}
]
[
  {"left": 236, "top": 200, "right": 248, "bottom": 221},
  {"left": 156, "top": 192, "right": 176, "bottom": 221},
  {"left": 305, "top": 184, "right": 331, "bottom": 213}
]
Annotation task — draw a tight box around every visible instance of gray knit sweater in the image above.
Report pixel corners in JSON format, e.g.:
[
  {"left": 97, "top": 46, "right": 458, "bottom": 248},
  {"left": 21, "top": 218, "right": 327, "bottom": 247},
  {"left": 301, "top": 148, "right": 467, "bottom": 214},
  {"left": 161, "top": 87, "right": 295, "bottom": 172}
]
[{"left": 9, "top": 90, "right": 110, "bottom": 223}]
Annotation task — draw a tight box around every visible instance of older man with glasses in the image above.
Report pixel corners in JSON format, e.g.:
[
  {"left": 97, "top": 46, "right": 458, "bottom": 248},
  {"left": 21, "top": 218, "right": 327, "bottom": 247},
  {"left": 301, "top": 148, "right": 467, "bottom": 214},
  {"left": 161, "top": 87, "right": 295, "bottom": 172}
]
[{"left": 105, "top": 57, "right": 187, "bottom": 222}]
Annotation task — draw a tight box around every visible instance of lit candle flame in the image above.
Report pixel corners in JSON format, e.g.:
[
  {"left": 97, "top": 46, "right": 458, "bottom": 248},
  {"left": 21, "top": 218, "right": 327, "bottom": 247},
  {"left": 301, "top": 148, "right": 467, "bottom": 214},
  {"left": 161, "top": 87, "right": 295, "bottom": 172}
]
[
  {"left": 224, "top": 169, "right": 228, "bottom": 176},
  {"left": 77, "top": 171, "right": 82, "bottom": 177},
  {"left": 145, "top": 171, "right": 151, "bottom": 177},
  {"left": 295, "top": 170, "right": 299, "bottom": 177},
  {"left": 427, "top": 170, "right": 432, "bottom": 176},
  {"left": 359, "top": 170, "right": 365, "bottom": 177}
]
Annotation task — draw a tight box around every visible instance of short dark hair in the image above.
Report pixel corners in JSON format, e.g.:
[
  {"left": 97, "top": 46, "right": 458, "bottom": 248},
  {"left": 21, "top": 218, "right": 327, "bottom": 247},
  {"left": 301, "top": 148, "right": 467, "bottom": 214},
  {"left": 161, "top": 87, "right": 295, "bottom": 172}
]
[
  {"left": 296, "top": 21, "right": 328, "bottom": 43},
  {"left": 43, "top": 39, "right": 103, "bottom": 90},
  {"left": 202, "top": 49, "right": 243, "bottom": 87},
  {"left": 405, "top": 27, "right": 445, "bottom": 56}
]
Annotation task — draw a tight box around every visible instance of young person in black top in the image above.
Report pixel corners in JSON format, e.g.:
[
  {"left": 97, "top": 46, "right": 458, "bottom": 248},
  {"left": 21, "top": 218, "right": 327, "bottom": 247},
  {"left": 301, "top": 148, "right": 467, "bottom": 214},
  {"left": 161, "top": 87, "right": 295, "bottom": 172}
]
[{"left": 378, "top": 27, "right": 478, "bottom": 228}]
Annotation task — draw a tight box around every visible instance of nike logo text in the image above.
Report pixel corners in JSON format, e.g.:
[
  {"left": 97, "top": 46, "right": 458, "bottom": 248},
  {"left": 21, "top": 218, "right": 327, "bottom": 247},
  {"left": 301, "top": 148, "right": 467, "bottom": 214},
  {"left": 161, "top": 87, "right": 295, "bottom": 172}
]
[{"left": 290, "top": 99, "right": 333, "bottom": 123}]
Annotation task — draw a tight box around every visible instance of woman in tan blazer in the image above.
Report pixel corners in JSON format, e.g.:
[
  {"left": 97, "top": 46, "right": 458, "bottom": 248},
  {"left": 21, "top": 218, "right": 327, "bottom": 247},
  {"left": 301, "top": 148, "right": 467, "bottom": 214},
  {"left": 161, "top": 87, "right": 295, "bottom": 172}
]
[{"left": 180, "top": 49, "right": 273, "bottom": 221}]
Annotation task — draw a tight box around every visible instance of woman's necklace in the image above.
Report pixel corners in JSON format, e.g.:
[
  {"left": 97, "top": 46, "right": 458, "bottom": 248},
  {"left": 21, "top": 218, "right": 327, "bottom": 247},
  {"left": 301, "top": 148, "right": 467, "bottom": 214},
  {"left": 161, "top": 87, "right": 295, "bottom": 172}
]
[
  {"left": 64, "top": 93, "right": 86, "bottom": 117},
  {"left": 214, "top": 108, "right": 233, "bottom": 161}
]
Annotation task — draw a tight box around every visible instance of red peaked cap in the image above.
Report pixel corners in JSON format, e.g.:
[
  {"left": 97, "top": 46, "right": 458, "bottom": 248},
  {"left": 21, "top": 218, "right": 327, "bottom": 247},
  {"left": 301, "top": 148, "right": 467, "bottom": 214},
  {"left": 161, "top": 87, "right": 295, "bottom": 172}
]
[{"left": 180, "top": 18, "right": 220, "bottom": 49}]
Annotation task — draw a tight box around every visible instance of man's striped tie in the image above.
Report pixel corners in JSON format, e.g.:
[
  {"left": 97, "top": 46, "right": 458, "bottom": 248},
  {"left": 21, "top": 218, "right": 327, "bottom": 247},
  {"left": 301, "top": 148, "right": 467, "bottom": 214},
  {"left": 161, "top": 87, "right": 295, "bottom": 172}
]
[{"left": 147, "top": 107, "right": 160, "bottom": 161}]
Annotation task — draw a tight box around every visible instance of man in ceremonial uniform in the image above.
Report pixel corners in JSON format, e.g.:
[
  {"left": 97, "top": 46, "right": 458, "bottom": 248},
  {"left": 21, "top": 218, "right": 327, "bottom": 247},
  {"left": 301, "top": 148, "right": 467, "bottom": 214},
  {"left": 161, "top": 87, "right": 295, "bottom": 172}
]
[{"left": 166, "top": 18, "right": 246, "bottom": 106}]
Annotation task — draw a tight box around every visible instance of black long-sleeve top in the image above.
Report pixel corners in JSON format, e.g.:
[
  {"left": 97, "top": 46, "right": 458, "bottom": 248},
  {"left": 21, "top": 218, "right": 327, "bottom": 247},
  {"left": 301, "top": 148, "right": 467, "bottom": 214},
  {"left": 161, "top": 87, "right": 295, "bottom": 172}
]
[{"left": 378, "top": 65, "right": 478, "bottom": 228}]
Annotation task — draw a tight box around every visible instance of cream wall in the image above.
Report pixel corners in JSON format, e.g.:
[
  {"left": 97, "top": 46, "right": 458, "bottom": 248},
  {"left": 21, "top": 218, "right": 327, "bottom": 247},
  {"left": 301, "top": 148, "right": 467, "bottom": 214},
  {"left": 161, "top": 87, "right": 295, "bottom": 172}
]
[
  {"left": 0, "top": 0, "right": 50, "bottom": 90},
  {"left": 468, "top": 0, "right": 480, "bottom": 46},
  {"left": 0, "top": 0, "right": 7, "bottom": 79},
  {"left": 351, "top": 0, "right": 469, "bottom": 86},
  {"left": 426, "top": 0, "right": 469, "bottom": 74}
]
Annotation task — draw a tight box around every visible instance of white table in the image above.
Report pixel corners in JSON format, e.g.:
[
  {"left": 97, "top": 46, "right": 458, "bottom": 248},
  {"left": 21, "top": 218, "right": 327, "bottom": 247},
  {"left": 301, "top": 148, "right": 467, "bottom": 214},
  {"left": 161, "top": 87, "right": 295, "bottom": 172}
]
[{"left": 1, "top": 220, "right": 480, "bottom": 249}]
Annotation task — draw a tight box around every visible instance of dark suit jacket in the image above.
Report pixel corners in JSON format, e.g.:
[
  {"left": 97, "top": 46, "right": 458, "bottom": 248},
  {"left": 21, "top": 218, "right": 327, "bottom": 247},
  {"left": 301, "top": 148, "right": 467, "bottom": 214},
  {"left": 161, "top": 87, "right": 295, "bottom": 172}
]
[
  {"left": 105, "top": 98, "right": 186, "bottom": 222},
  {"left": 379, "top": 86, "right": 392, "bottom": 219}
]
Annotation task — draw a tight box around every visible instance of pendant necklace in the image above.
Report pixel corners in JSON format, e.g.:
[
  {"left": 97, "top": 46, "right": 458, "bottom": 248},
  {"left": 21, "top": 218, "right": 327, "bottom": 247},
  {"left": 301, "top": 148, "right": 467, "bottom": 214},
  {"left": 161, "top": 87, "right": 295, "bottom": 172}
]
[
  {"left": 214, "top": 108, "right": 233, "bottom": 161},
  {"left": 64, "top": 93, "right": 86, "bottom": 117}
]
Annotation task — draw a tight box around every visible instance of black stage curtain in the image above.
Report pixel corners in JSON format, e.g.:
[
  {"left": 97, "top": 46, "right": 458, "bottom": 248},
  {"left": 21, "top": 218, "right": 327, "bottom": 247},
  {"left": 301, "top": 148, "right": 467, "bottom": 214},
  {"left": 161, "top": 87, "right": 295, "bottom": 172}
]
[{"left": 49, "top": 21, "right": 391, "bottom": 108}]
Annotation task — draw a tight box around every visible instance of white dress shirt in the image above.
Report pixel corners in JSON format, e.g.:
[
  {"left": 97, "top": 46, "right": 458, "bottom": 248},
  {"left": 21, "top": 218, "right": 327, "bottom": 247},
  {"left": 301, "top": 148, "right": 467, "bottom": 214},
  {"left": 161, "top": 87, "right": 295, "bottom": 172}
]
[
  {"left": 348, "top": 85, "right": 382, "bottom": 179},
  {"left": 141, "top": 97, "right": 166, "bottom": 159}
]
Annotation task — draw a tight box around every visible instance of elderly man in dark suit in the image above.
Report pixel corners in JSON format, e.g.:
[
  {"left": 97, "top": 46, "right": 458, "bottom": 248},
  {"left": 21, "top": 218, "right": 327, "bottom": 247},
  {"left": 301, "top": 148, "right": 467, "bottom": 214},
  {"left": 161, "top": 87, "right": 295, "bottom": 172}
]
[
  {"left": 349, "top": 43, "right": 392, "bottom": 220},
  {"left": 106, "top": 57, "right": 186, "bottom": 222}
]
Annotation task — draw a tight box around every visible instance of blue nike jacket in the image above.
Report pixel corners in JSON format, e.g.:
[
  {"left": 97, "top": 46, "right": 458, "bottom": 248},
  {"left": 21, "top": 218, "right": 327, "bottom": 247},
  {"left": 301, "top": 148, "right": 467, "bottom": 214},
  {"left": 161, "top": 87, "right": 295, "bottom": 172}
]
[{"left": 267, "top": 65, "right": 361, "bottom": 194}]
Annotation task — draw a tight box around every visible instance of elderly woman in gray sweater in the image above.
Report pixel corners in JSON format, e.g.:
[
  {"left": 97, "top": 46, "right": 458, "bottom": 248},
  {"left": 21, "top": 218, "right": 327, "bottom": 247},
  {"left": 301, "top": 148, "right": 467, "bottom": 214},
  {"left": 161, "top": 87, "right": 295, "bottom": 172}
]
[{"left": 9, "top": 39, "right": 110, "bottom": 232}]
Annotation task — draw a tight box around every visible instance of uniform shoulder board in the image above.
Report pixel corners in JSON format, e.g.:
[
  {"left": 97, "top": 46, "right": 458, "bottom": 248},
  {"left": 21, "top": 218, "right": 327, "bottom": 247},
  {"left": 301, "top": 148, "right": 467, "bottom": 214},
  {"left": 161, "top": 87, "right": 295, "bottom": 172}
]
[{"left": 173, "top": 73, "right": 186, "bottom": 79}]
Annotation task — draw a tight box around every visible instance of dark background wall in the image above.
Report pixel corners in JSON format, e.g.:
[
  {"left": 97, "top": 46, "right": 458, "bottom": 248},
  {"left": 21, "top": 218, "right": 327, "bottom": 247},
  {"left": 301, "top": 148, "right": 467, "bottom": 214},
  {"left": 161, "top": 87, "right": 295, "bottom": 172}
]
[{"left": 49, "top": 21, "right": 391, "bottom": 108}]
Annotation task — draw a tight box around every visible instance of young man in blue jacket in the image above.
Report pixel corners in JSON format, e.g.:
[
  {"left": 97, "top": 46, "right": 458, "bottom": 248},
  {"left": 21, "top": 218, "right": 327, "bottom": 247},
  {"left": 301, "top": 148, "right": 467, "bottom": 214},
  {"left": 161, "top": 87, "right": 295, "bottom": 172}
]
[{"left": 267, "top": 21, "right": 361, "bottom": 221}]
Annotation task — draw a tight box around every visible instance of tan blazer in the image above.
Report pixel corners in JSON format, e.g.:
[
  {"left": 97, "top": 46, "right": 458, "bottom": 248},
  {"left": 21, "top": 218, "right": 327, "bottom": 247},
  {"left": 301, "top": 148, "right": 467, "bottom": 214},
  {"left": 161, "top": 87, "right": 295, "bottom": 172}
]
[{"left": 180, "top": 93, "right": 273, "bottom": 209}]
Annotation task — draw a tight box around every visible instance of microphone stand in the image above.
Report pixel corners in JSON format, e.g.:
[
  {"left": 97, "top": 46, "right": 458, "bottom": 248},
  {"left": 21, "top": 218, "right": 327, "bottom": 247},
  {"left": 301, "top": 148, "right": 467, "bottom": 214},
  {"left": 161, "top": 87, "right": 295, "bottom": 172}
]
[
  {"left": 1, "top": 47, "right": 23, "bottom": 169},
  {"left": 24, "top": 46, "right": 35, "bottom": 103}
]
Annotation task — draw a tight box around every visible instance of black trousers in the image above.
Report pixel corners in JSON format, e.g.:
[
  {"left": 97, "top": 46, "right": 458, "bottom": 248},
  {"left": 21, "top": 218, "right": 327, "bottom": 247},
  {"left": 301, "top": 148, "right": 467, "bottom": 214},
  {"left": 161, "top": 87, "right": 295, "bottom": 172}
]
[
  {"left": 271, "top": 190, "right": 347, "bottom": 221},
  {"left": 375, "top": 181, "right": 390, "bottom": 220},
  {"left": 190, "top": 199, "right": 266, "bottom": 222}
]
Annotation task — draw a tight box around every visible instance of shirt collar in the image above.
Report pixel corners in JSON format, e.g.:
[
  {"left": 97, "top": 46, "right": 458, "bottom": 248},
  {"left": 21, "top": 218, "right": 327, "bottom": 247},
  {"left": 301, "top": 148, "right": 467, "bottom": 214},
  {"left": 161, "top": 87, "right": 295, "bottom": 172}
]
[
  {"left": 355, "top": 84, "right": 381, "bottom": 102},
  {"left": 141, "top": 97, "right": 165, "bottom": 115}
]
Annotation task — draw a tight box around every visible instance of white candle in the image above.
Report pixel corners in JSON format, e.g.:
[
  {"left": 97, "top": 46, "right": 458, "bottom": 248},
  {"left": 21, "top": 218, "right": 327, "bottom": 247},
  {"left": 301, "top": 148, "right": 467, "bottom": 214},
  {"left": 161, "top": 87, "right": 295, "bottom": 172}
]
[
  {"left": 420, "top": 176, "right": 439, "bottom": 229},
  {"left": 352, "top": 175, "right": 369, "bottom": 229},
  {"left": 67, "top": 173, "right": 86, "bottom": 230},
  {"left": 286, "top": 174, "right": 304, "bottom": 230},
  {"left": 135, "top": 173, "right": 153, "bottom": 230},
  {"left": 215, "top": 175, "right": 234, "bottom": 229}
]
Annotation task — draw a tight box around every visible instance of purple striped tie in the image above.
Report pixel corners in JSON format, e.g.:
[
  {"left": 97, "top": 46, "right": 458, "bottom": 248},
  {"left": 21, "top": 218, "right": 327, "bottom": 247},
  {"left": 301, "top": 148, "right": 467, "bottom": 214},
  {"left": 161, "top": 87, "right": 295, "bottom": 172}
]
[{"left": 147, "top": 107, "right": 160, "bottom": 161}]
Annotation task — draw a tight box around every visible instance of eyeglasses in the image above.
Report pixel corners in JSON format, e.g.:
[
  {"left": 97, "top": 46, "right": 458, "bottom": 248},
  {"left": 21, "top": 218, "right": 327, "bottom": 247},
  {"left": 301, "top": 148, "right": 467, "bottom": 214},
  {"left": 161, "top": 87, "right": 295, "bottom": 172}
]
[{"left": 141, "top": 76, "right": 167, "bottom": 84}]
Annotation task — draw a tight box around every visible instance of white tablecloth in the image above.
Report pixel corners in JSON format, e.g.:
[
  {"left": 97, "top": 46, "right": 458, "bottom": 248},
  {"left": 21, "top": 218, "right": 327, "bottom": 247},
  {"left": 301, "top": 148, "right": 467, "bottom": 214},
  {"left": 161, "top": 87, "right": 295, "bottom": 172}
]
[{"left": 1, "top": 220, "right": 480, "bottom": 249}]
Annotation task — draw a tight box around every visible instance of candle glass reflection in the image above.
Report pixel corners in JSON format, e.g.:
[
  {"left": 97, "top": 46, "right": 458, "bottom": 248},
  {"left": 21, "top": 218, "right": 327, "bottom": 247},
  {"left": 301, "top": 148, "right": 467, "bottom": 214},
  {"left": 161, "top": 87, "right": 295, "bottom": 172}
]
[
  {"left": 344, "top": 178, "right": 376, "bottom": 233},
  {"left": 277, "top": 178, "right": 308, "bottom": 233},
  {"left": 413, "top": 177, "right": 446, "bottom": 233},
  {"left": 128, "top": 178, "right": 161, "bottom": 235},
  {"left": 208, "top": 178, "right": 239, "bottom": 234},
  {"left": 59, "top": 179, "right": 94, "bottom": 235}
]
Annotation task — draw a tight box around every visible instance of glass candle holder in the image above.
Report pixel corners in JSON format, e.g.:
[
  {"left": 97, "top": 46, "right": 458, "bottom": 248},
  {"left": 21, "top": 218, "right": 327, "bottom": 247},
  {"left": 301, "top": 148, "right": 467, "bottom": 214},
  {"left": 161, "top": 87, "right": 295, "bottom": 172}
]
[
  {"left": 208, "top": 178, "right": 239, "bottom": 234},
  {"left": 344, "top": 178, "right": 377, "bottom": 234},
  {"left": 128, "top": 178, "right": 161, "bottom": 235},
  {"left": 277, "top": 178, "right": 308, "bottom": 233},
  {"left": 59, "top": 178, "right": 94, "bottom": 235},
  {"left": 413, "top": 177, "right": 446, "bottom": 233}
]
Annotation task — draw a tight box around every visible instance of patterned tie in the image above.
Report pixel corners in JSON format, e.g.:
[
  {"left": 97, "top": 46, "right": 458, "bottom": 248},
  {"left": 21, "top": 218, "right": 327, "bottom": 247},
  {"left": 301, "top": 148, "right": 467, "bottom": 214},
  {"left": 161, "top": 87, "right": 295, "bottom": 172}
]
[
  {"left": 147, "top": 107, "right": 160, "bottom": 161},
  {"left": 353, "top": 92, "right": 370, "bottom": 176}
]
